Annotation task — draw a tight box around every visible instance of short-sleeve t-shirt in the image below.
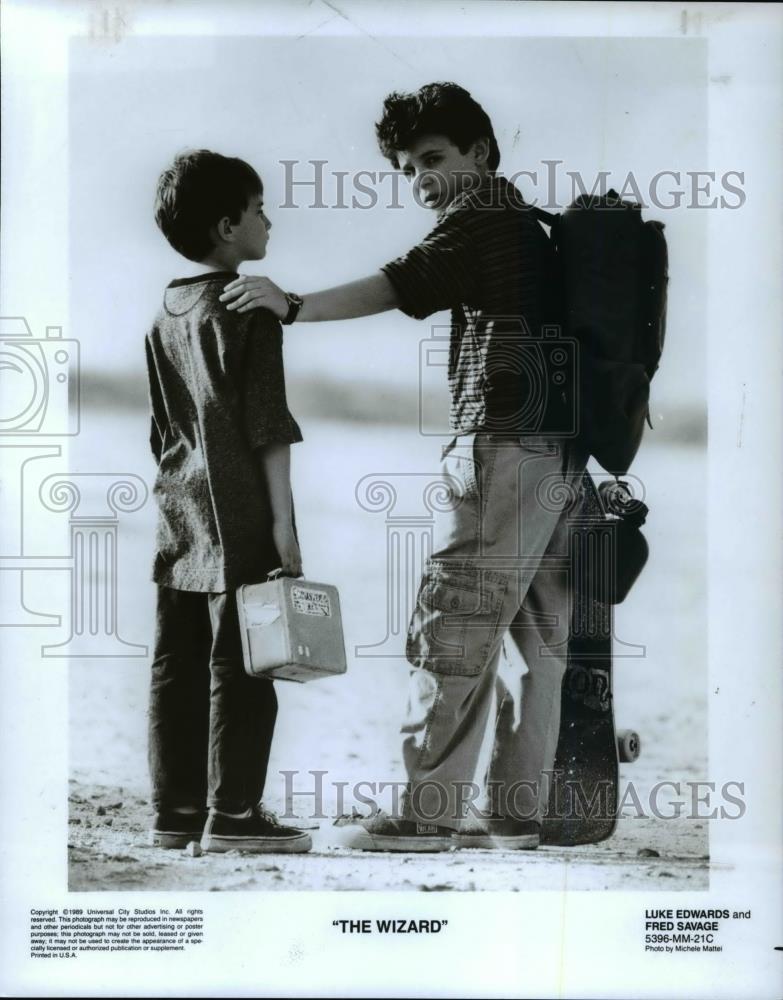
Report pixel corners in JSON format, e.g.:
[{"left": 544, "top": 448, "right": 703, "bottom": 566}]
[
  {"left": 382, "top": 175, "right": 560, "bottom": 435},
  {"left": 145, "top": 271, "right": 302, "bottom": 592}
]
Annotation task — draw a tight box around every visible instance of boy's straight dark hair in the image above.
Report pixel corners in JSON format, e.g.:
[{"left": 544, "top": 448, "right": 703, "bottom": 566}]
[
  {"left": 154, "top": 150, "right": 263, "bottom": 262},
  {"left": 375, "top": 82, "right": 501, "bottom": 172}
]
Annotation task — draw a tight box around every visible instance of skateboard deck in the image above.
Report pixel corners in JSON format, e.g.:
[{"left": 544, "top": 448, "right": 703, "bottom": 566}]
[{"left": 541, "top": 472, "right": 622, "bottom": 846}]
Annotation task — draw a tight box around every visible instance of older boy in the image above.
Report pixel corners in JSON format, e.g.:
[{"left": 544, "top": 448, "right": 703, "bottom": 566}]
[
  {"left": 222, "top": 83, "right": 585, "bottom": 851},
  {"left": 146, "top": 150, "right": 311, "bottom": 854}
]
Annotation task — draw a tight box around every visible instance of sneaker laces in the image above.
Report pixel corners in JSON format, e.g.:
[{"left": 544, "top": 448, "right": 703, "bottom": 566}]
[
  {"left": 255, "top": 804, "right": 315, "bottom": 830},
  {"left": 255, "top": 804, "right": 284, "bottom": 827}
]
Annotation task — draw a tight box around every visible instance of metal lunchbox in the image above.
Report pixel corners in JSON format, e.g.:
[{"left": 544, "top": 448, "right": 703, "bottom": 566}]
[{"left": 236, "top": 575, "right": 347, "bottom": 682}]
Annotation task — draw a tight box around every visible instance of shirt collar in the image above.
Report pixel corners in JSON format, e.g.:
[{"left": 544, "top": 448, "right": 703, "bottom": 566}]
[
  {"left": 167, "top": 271, "right": 238, "bottom": 288},
  {"left": 438, "top": 174, "right": 524, "bottom": 219}
]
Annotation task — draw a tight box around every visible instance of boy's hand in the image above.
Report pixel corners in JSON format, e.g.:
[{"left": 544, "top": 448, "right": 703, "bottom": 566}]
[
  {"left": 272, "top": 519, "right": 303, "bottom": 578},
  {"left": 220, "top": 276, "right": 288, "bottom": 318}
]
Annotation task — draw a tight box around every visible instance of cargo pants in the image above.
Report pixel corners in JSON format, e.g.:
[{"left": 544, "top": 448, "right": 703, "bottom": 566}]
[{"left": 401, "top": 432, "right": 588, "bottom": 829}]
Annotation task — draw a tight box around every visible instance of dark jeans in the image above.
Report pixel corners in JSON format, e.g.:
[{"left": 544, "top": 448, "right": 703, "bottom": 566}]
[{"left": 148, "top": 586, "right": 278, "bottom": 814}]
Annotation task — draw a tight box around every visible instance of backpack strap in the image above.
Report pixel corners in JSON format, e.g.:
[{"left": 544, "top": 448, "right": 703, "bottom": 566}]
[{"left": 530, "top": 206, "right": 559, "bottom": 226}]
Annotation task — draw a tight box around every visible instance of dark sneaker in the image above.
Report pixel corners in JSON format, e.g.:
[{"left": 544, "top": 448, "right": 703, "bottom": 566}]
[
  {"left": 200, "top": 806, "right": 312, "bottom": 854},
  {"left": 452, "top": 814, "right": 540, "bottom": 850},
  {"left": 149, "top": 810, "right": 207, "bottom": 849},
  {"left": 331, "top": 811, "right": 454, "bottom": 852}
]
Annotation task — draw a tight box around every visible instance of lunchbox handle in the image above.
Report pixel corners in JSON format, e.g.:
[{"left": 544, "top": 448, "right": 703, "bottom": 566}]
[{"left": 267, "top": 568, "right": 305, "bottom": 581}]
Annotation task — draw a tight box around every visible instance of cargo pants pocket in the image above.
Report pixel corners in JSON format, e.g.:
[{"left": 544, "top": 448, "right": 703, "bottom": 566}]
[{"left": 406, "top": 563, "right": 508, "bottom": 677}]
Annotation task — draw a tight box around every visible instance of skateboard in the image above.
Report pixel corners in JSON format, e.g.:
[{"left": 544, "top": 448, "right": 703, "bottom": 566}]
[{"left": 541, "top": 473, "right": 642, "bottom": 846}]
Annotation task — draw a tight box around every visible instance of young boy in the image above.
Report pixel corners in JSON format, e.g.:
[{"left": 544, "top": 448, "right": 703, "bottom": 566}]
[
  {"left": 221, "top": 83, "right": 587, "bottom": 852},
  {"left": 146, "top": 149, "right": 311, "bottom": 854}
]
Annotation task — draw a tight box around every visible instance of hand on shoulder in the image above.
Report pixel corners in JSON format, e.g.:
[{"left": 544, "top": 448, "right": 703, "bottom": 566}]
[{"left": 220, "top": 275, "right": 288, "bottom": 319}]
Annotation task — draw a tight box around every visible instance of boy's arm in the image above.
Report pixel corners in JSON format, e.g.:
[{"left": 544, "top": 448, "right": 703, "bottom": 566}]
[
  {"left": 149, "top": 417, "right": 163, "bottom": 465},
  {"left": 255, "top": 443, "right": 302, "bottom": 577},
  {"left": 219, "top": 213, "right": 477, "bottom": 323},
  {"left": 145, "top": 335, "right": 166, "bottom": 464},
  {"left": 221, "top": 273, "right": 400, "bottom": 322},
  {"left": 234, "top": 311, "right": 304, "bottom": 576}
]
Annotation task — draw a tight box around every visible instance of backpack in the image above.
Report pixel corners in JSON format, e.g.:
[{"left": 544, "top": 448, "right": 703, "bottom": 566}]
[{"left": 533, "top": 190, "right": 668, "bottom": 476}]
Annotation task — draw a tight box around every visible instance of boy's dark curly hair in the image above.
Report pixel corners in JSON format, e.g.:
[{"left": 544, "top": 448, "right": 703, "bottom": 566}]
[
  {"left": 154, "top": 150, "right": 263, "bottom": 263},
  {"left": 375, "top": 82, "right": 500, "bottom": 172}
]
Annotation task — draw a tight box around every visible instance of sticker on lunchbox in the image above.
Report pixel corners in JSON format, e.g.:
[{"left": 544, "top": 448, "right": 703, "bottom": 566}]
[{"left": 291, "top": 585, "right": 331, "bottom": 617}]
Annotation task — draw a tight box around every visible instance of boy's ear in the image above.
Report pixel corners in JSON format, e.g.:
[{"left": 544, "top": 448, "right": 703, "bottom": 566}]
[
  {"left": 212, "top": 215, "right": 235, "bottom": 244},
  {"left": 472, "top": 138, "right": 490, "bottom": 166}
]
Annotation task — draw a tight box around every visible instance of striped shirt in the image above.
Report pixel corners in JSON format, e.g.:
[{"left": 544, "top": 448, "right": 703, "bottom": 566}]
[{"left": 382, "top": 174, "right": 563, "bottom": 435}]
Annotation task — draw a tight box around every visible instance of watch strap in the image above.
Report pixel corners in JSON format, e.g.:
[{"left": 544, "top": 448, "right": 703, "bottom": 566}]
[{"left": 282, "top": 292, "right": 303, "bottom": 325}]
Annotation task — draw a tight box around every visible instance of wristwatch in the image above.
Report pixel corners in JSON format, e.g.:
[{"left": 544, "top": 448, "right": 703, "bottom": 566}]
[{"left": 282, "top": 291, "right": 304, "bottom": 325}]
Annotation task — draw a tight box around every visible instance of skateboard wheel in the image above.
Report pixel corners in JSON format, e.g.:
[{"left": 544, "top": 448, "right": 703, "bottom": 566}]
[{"left": 617, "top": 729, "right": 641, "bottom": 762}]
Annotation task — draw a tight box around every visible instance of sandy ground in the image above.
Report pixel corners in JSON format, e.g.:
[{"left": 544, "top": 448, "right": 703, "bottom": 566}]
[{"left": 68, "top": 416, "right": 709, "bottom": 891}]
